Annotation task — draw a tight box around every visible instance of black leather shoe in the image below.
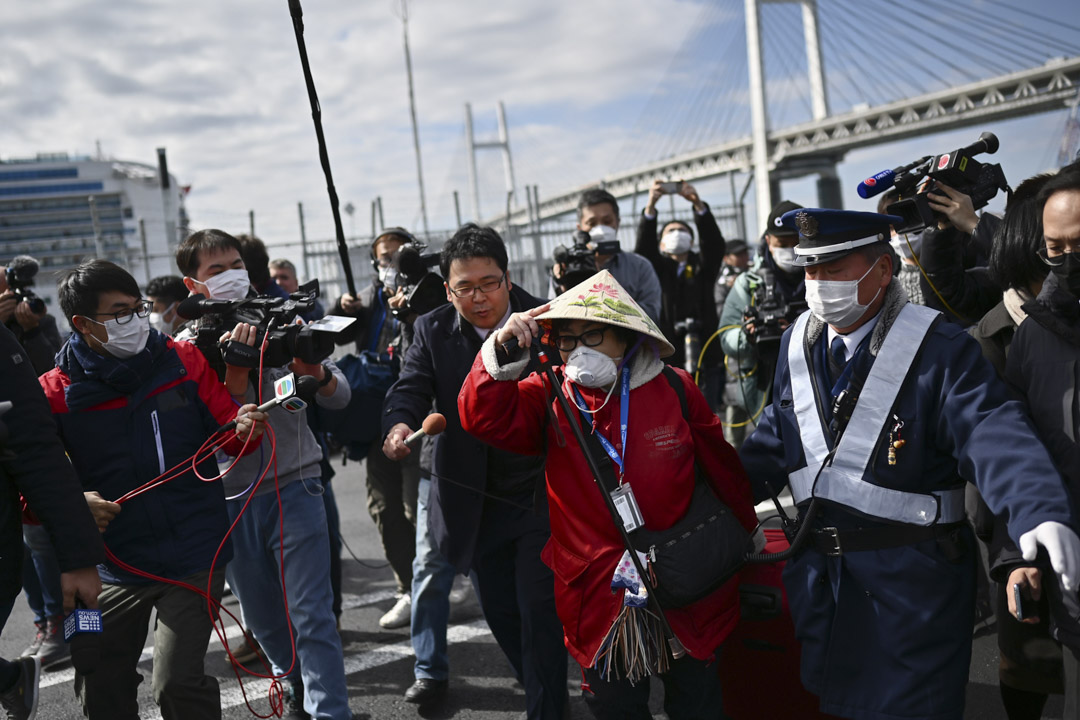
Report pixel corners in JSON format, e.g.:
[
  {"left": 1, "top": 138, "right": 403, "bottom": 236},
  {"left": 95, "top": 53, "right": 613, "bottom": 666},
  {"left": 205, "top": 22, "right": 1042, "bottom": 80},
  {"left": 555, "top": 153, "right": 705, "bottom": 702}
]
[{"left": 404, "top": 678, "right": 448, "bottom": 705}]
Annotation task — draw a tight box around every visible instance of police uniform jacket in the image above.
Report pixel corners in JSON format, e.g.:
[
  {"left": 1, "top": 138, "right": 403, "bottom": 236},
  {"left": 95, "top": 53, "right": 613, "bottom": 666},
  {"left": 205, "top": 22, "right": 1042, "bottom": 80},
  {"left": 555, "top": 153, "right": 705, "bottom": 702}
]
[{"left": 740, "top": 280, "right": 1074, "bottom": 720}]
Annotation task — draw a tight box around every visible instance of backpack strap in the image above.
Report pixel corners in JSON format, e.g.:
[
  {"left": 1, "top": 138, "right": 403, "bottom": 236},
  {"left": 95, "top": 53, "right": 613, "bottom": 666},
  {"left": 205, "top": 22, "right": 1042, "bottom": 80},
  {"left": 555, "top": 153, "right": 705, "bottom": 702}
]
[{"left": 661, "top": 366, "right": 689, "bottom": 420}]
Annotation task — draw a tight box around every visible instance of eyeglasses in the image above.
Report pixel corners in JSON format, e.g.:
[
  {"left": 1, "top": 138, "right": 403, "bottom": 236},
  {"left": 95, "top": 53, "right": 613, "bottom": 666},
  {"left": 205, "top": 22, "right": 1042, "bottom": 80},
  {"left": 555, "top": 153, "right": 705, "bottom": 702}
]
[
  {"left": 552, "top": 327, "right": 609, "bottom": 352},
  {"left": 90, "top": 300, "right": 153, "bottom": 324},
  {"left": 448, "top": 273, "right": 506, "bottom": 299}
]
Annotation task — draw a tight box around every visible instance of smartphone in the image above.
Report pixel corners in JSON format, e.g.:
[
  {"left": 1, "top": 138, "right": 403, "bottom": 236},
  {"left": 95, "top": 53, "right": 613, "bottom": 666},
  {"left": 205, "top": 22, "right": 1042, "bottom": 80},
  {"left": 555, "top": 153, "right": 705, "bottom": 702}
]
[
  {"left": 1012, "top": 582, "right": 1037, "bottom": 621},
  {"left": 659, "top": 181, "right": 684, "bottom": 194}
]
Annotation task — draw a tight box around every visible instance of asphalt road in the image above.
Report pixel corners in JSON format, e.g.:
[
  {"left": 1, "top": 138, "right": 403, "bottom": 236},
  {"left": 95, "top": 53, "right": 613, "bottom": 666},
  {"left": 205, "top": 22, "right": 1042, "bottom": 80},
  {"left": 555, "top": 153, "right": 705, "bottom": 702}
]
[{"left": 0, "top": 453, "right": 1065, "bottom": 719}]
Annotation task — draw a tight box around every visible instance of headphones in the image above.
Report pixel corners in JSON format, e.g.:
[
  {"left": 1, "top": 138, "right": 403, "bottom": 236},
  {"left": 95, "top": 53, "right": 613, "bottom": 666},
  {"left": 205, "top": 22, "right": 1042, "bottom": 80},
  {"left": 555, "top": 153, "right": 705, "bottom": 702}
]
[{"left": 370, "top": 227, "right": 417, "bottom": 275}]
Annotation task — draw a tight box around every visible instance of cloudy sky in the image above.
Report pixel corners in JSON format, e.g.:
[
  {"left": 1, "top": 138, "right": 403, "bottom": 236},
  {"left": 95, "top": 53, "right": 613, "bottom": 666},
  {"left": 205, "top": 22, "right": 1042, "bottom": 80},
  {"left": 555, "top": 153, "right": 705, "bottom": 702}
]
[{"left": 2, "top": 0, "right": 1079, "bottom": 263}]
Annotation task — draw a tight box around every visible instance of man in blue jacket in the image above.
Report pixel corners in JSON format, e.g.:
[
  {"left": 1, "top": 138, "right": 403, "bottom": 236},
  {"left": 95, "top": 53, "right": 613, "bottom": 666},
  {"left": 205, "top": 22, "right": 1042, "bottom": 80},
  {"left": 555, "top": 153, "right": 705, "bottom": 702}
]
[
  {"left": 382, "top": 224, "right": 567, "bottom": 718},
  {"left": 39, "top": 260, "right": 265, "bottom": 720},
  {"left": 739, "top": 208, "right": 1080, "bottom": 720}
]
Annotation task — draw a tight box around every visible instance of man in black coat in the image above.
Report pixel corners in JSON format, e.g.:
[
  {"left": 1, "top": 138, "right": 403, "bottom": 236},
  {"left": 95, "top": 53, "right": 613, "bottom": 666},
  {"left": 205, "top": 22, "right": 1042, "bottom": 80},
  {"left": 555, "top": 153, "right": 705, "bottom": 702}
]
[
  {"left": 0, "top": 322, "right": 104, "bottom": 718},
  {"left": 382, "top": 224, "right": 567, "bottom": 718}
]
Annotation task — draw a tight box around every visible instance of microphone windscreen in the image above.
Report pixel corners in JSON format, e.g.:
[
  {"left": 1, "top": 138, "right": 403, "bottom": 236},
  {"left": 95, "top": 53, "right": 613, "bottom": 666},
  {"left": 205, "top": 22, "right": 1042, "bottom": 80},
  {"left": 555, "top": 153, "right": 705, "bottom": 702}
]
[
  {"left": 9, "top": 255, "right": 40, "bottom": 277},
  {"left": 176, "top": 294, "right": 209, "bottom": 320},
  {"left": 294, "top": 374, "right": 320, "bottom": 401},
  {"left": 422, "top": 413, "right": 447, "bottom": 436}
]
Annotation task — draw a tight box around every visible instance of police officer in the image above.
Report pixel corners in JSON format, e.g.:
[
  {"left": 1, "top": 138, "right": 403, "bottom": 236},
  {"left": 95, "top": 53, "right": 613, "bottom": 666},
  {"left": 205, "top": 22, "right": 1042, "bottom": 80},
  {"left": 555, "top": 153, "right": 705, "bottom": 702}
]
[{"left": 739, "top": 208, "right": 1080, "bottom": 720}]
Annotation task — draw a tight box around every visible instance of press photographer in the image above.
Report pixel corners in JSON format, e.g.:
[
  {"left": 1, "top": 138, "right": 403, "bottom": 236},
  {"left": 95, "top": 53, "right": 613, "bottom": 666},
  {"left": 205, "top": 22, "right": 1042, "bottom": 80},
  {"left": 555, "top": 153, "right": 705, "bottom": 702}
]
[
  {"left": 716, "top": 200, "right": 806, "bottom": 448},
  {"left": 174, "top": 228, "right": 352, "bottom": 718},
  {"left": 0, "top": 256, "right": 62, "bottom": 375},
  {"left": 862, "top": 131, "right": 1009, "bottom": 324},
  {"left": 324, "top": 226, "right": 443, "bottom": 631},
  {"left": 550, "top": 189, "right": 661, "bottom": 321},
  {"left": 634, "top": 179, "right": 725, "bottom": 374}
]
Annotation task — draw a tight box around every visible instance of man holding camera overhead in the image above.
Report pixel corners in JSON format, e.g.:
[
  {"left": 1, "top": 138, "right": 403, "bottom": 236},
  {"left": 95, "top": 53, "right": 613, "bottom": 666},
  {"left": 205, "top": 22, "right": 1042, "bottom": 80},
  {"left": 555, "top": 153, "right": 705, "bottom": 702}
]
[
  {"left": 633, "top": 179, "right": 725, "bottom": 373},
  {"left": 176, "top": 229, "right": 351, "bottom": 720},
  {"left": 0, "top": 256, "right": 63, "bottom": 375}
]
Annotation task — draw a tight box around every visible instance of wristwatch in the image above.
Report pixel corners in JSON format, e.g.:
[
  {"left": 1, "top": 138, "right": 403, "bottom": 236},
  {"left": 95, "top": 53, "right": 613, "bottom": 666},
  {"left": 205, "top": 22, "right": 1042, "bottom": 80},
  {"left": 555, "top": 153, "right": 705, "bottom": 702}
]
[{"left": 317, "top": 365, "right": 333, "bottom": 387}]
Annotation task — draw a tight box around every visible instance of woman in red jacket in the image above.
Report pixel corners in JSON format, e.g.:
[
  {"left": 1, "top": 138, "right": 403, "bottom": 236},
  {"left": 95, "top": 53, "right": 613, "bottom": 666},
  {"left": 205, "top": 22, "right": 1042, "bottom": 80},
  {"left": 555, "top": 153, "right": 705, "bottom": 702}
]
[{"left": 459, "top": 270, "right": 756, "bottom": 720}]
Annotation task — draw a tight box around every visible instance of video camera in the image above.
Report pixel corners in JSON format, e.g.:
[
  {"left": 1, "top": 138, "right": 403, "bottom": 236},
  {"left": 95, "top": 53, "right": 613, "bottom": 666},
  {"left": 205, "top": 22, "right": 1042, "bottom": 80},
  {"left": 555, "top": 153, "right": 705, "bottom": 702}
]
[
  {"left": 743, "top": 272, "right": 806, "bottom": 347},
  {"left": 178, "top": 280, "right": 350, "bottom": 369},
  {"left": 858, "top": 132, "right": 1009, "bottom": 234},
  {"left": 552, "top": 230, "right": 621, "bottom": 292},
  {"left": 5, "top": 256, "right": 46, "bottom": 315},
  {"left": 386, "top": 242, "right": 447, "bottom": 320}
]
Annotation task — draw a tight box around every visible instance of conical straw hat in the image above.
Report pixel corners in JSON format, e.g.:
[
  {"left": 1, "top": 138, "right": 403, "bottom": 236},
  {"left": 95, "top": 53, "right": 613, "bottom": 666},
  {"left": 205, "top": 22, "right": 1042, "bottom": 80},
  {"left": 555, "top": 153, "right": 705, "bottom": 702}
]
[{"left": 537, "top": 269, "right": 675, "bottom": 358}]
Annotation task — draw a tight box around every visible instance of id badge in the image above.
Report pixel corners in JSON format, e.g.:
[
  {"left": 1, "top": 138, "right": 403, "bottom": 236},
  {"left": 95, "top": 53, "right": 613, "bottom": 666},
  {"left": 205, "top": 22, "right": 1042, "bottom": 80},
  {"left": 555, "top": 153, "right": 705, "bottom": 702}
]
[{"left": 610, "top": 484, "right": 644, "bottom": 533}]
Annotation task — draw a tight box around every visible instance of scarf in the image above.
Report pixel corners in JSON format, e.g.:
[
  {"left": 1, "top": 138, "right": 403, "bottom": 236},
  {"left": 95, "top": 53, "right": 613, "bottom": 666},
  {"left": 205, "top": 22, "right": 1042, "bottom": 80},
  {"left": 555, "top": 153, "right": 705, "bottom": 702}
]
[{"left": 57, "top": 329, "right": 169, "bottom": 411}]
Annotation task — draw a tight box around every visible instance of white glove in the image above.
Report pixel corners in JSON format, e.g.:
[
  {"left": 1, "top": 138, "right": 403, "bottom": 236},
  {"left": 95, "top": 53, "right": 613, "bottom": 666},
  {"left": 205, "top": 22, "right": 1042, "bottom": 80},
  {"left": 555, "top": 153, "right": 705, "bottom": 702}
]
[
  {"left": 751, "top": 526, "right": 767, "bottom": 554},
  {"left": 1020, "top": 521, "right": 1080, "bottom": 592}
]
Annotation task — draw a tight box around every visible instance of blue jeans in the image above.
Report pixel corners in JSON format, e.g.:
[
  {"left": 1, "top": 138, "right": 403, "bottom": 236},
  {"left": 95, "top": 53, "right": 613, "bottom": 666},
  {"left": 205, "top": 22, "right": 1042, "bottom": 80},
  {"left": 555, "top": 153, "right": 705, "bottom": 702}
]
[
  {"left": 225, "top": 479, "right": 350, "bottom": 720},
  {"left": 410, "top": 477, "right": 456, "bottom": 681},
  {"left": 22, "top": 524, "right": 63, "bottom": 623}
]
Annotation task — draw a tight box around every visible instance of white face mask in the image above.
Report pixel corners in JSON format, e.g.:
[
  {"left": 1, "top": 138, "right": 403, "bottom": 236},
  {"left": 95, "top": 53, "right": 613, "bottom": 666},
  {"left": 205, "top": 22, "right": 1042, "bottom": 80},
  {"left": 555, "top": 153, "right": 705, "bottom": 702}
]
[
  {"left": 771, "top": 246, "right": 799, "bottom": 274},
  {"left": 89, "top": 314, "right": 151, "bottom": 359},
  {"left": 378, "top": 265, "right": 398, "bottom": 290},
  {"left": 805, "top": 260, "right": 883, "bottom": 328},
  {"left": 564, "top": 346, "right": 620, "bottom": 389},
  {"left": 149, "top": 301, "right": 177, "bottom": 335},
  {"left": 588, "top": 224, "right": 619, "bottom": 247},
  {"left": 660, "top": 229, "right": 693, "bottom": 255},
  {"left": 195, "top": 268, "right": 251, "bottom": 301}
]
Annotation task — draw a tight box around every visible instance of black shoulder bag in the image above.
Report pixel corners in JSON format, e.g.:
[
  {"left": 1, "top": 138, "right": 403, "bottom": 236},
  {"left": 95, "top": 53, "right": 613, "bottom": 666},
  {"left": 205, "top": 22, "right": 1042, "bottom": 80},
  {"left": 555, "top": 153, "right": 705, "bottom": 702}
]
[{"left": 581, "top": 366, "right": 750, "bottom": 609}]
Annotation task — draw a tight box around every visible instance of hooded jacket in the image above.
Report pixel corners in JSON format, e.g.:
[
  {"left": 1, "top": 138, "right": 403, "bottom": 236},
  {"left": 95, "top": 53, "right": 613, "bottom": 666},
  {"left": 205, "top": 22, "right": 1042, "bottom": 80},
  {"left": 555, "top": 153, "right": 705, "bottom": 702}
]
[{"left": 39, "top": 332, "right": 254, "bottom": 584}]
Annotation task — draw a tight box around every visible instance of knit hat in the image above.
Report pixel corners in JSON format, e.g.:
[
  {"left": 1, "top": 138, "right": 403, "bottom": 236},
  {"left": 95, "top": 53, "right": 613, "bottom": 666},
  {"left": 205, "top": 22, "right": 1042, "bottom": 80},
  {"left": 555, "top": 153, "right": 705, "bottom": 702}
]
[{"left": 537, "top": 270, "right": 675, "bottom": 357}]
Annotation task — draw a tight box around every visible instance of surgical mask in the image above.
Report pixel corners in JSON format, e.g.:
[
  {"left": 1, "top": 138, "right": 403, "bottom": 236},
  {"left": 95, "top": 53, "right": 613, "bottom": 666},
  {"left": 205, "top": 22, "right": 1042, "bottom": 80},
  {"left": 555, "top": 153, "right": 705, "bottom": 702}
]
[
  {"left": 195, "top": 268, "right": 251, "bottom": 301},
  {"left": 149, "top": 302, "right": 177, "bottom": 335},
  {"left": 588, "top": 225, "right": 619, "bottom": 247},
  {"left": 378, "top": 265, "right": 398, "bottom": 290},
  {"left": 565, "top": 346, "right": 620, "bottom": 389},
  {"left": 660, "top": 229, "right": 693, "bottom": 255},
  {"left": 805, "top": 260, "right": 882, "bottom": 328},
  {"left": 890, "top": 231, "right": 923, "bottom": 260},
  {"left": 1051, "top": 253, "right": 1080, "bottom": 297},
  {"left": 90, "top": 315, "right": 150, "bottom": 359},
  {"left": 771, "top": 246, "right": 799, "bottom": 274}
]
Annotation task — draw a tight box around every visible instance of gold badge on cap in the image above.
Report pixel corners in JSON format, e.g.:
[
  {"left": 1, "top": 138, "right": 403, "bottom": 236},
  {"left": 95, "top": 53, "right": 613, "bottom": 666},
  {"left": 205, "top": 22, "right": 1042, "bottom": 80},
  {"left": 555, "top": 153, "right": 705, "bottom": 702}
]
[{"left": 795, "top": 211, "right": 818, "bottom": 239}]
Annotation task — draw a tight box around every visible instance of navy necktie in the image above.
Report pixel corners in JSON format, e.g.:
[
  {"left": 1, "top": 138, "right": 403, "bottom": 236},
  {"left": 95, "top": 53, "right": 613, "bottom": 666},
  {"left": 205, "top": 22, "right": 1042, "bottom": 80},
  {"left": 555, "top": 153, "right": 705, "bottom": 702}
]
[{"left": 828, "top": 335, "right": 847, "bottom": 384}]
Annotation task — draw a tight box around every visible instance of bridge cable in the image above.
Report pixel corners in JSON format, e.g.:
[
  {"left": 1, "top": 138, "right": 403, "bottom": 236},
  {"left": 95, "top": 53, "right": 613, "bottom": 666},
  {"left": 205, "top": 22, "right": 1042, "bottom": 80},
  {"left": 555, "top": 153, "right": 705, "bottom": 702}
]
[
  {"left": 919, "top": 0, "right": 1075, "bottom": 64},
  {"left": 978, "top": 0, "right": 1080, "bottom": 37}
]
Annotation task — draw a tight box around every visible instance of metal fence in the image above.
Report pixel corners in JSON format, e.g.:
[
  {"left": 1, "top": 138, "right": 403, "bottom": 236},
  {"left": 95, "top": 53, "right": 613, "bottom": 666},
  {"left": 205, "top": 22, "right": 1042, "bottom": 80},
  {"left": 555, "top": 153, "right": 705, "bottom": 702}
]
[{"left": 3, "top": 202, "right": 746, "bottom": 310}]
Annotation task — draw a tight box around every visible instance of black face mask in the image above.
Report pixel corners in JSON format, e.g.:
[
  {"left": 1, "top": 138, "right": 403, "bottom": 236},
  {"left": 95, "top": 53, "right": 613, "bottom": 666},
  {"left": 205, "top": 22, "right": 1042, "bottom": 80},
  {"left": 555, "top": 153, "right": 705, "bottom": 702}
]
[{"left": 1052, "top": 253, "right": 1080, "bottom": 297}]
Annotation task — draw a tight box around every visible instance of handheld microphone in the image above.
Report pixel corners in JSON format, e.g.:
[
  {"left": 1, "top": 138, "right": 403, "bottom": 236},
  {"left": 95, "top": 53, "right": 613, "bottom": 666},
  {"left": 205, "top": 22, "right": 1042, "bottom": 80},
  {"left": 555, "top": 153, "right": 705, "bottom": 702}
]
[
  {"left": 217, "top": 374, "right": 320, "bottom": 433},
  {"left": 857, "top": 156, "right": 934, "bottom": 200},
  {"left": 65, "top": 600, "right": 102, "bottom": 675},
  {"left": 856, "top": 169, "right": 896, "bottom": 200},
  {"left": 405, "top": 413, "right": 447, "bottom": 447}
]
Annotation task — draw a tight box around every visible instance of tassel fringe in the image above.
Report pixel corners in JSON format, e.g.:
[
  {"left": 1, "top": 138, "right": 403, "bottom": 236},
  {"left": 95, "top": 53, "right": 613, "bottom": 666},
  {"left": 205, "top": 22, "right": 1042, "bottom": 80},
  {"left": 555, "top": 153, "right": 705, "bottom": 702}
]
[{"left": 591, "top": 604, "right": 671, "bottom": 685}]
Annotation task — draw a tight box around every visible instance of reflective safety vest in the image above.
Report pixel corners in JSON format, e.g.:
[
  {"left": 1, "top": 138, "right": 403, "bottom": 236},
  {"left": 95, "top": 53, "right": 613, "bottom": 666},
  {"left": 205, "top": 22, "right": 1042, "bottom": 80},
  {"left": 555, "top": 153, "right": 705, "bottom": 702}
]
[{"left": 786, "top": 304, "right": 966, "bottom": 526}]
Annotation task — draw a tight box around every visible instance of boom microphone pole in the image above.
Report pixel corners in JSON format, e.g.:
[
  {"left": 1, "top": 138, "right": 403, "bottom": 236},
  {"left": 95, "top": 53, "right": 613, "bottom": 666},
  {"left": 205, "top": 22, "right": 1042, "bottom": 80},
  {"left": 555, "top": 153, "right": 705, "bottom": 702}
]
[{"left": 287, "top": 0, "right": 357, "bottom": 298}]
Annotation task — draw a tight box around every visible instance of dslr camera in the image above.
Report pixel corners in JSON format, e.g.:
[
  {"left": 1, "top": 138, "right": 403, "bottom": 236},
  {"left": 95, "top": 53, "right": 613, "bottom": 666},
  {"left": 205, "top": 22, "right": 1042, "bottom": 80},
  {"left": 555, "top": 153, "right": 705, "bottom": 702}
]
[
  {"left": 5, "top": 256, "right": 46, "bottom": 315},
  {"left": 552, "top": 230, "right": 620, "bottom": 293},
  {"left": 182, "top": 280, "right": 348, "bottom": 370},
  {"left": 743, "top": 273, "right": 806, "bottom": 347},
  {"left": 867, "top": 132, "right": 1009, "bottom": 234},
  {"left": 385, "top": 242, "right": 447, "bottom": 320}
]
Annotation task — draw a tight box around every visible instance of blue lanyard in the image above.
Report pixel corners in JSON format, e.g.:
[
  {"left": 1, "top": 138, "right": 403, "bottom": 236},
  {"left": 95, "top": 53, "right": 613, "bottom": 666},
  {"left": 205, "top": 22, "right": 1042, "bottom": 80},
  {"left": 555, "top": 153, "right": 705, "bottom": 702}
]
[{"left": 573, "top": 365, "right": 631, "bottom": 479}]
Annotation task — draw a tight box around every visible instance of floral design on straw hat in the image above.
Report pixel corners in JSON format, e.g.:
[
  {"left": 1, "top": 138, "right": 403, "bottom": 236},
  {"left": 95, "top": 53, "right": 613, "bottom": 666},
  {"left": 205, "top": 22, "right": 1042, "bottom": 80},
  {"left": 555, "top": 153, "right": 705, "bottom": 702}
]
[{"left": 539, "top": 270, "right": 673, "bottom": 357}]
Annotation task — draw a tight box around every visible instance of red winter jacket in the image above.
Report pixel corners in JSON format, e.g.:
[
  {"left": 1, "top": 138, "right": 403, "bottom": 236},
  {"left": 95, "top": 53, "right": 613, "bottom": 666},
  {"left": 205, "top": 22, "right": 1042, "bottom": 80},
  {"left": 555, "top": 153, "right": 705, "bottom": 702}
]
[{"left": 459, "top": 339, "right": 756, "bottom": 667}]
